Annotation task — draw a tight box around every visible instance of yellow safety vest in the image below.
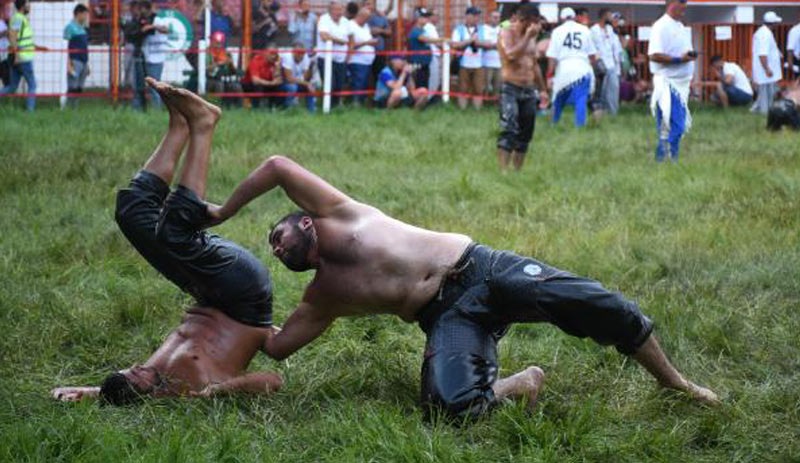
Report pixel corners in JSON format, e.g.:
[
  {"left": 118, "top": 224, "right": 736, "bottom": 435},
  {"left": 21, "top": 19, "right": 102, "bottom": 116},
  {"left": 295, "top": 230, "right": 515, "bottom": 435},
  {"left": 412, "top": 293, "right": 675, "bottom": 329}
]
[{"left": 13, "top": 12, "right": 35, "bottom": 62}]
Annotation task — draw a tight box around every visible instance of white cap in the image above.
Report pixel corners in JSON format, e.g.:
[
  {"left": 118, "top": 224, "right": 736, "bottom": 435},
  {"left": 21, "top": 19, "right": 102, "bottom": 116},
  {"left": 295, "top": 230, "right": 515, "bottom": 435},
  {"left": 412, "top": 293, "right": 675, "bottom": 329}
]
[
  {"left": 763, "top": 11, "right": 782, "bottom": 23},
  {"left": 559, "top": 7, "right": 575, "bottom": 21}
]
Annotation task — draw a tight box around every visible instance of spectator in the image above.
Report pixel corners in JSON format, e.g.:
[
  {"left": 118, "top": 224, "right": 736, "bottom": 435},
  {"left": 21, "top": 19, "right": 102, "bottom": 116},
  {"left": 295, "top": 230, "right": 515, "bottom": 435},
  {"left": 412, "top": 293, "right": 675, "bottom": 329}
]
[
  {"left": 374, "top": 55, "right": 427, "bottom": 109},
  {"left": 709, "top": 55, "right": 753, "bottom": 108},
  {"left": 0, "top": 17, "right": 10, "bottom": 86},
  {"left": 121, "top": 1, "right": 141, "bottom": 91},
  {"left": 63, "top": 4, "right": 91, "bottom": 107},
  {"left": 345, "top": 1, "right": 359, "bottom": 21},
  {"left": 647, "top": 0, "right": 696, "bottom": 162},
  {"left": 242, "top": 46, "right": 284, "bottom": 108},
  {"left": 482, "top": 10, "right": 502, "bottom": 101},
  {"left": 575, "top": 6, "right": 590, "bottom": 26},
  {"left": 281, "top": 41, "right": 317, "bottom": 111},
  {"left": 347, "top": 6, "right": 376, "bottom": 105},
  {"left": 786, "top": 12, "right": 800, "bottom": 80},
  {"left": 140, "top": 1, "right": 169, "bottom": 109},
  {"left": 207, "top": 31, "right": 243, "bottom": 108},
  {"left": 208, "top": 0, "right": 235, "bottom": 40},
  {"left": 452, "top": 6, "right": 485, "bottom": 110},
  {"left": 408, "top": 8, "right": 433, "bottom": 91},
  {"left": 423, "top": 11, "right": 445, "bottom": 100},
  {"left": 252, "top": 0, "right": 280, "bottom": 50},
  {"left": 366, "top": 0, "right": 390, "bottom": 86},
  {"left": 288, "top": 0, "right": 317, "bottom": 51},
  {"left": 316, "top": 1, "right": 349, "bottom": 106},
  {"left": 0, "top": 0, "right": 39, "bottom": 111},
  {"left": 122, "top": 0, "right": 147, "bottom": 109},
  {"left": 752, "top": 11, "right": 783, "bottom": 115},
  {"left": 590, "top": 8, "right": 621, "bottom": 116},
  {"left": 767, "top": 81, "right": 800, "bottom": 131},
  {"left": 546, "top": 7, "right": 597, "bottom": 127}
]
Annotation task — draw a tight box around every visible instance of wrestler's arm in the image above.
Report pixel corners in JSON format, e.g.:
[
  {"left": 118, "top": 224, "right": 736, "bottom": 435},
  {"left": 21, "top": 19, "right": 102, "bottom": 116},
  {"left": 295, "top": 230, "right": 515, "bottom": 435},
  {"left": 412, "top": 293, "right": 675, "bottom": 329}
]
[
  {"left": 51, "top": 386, "right": 100, "bottom": 402},
  {"left": 194, "top": 372, "right": 283, "bottom": 396},
  {"left": 215, "top": 155, "right": 353, "bottom": 221},
  {"left": 500, "top": 25, "right": 538, "bottom": 61},
  {"left": 262, "top": 300, "right": 335, "bottom": 361}
]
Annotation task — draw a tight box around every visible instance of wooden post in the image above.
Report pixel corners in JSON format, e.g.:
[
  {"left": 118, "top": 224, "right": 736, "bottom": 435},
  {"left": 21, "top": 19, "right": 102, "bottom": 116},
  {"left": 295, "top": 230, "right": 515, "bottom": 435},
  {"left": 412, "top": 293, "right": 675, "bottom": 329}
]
[
  {"left": 444, "top": 0, "right": 451, "bottom": 40},
  {"left": 395, "top": 0, "right": 404, "bottom": 50},
  {"left": 242, "top": 0, "right": 252, "bottom": 69}
]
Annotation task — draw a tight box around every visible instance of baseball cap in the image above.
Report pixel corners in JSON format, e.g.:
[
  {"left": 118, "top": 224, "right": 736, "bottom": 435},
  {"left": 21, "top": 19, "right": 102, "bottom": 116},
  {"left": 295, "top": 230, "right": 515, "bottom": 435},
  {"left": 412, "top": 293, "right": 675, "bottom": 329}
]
[
  {"left": 414, "top": 7, "right": 432, "bottom": 18},
  {"left": 465, "top": 6, "right": 481, "bottom": 15},
  {"left": 763, "top": 11, "right": 782, "bottom": 23},
  {"left": 559, "top": 7, "right": 575, "bottom": 21}
]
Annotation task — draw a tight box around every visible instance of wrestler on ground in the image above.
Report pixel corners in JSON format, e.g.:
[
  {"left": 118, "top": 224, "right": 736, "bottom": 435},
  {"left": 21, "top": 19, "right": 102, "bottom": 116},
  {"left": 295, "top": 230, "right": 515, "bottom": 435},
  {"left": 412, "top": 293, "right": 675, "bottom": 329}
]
[
  {"left": 52, "top": 79, "right": 281, "bottom": 404},
  {"left": 767, "top": 80, "right": 800, "bottom": 131},
  {"left": 496, "top": 4, "right": 548, "bottom": 172},
  {"left": 206, "top": 155, "right": 721, "bottom": 422}
]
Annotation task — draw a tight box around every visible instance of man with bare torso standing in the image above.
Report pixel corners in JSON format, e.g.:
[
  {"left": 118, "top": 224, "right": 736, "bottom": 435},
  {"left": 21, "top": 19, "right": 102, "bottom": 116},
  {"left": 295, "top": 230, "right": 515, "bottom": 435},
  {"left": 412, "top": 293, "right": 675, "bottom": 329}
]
[
  {"left": 207, "top": 153, "right": 720, "bottom": 422},
  {"left": 51, "top": 79, "right": 281, "bottom": 404},
  {"left": 496, "top": 4, "right": 548, "bottom": 172}
]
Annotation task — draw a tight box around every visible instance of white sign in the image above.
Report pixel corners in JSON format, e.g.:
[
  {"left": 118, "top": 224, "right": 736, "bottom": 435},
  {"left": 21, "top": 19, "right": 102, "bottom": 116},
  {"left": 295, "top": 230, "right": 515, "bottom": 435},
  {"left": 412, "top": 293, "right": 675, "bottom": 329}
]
[
  {"left": 638, "top": 26, "right": 651, "bottom": 42},
  {"left": 715, "top": 26, "right": 732, "bottom": 41}
]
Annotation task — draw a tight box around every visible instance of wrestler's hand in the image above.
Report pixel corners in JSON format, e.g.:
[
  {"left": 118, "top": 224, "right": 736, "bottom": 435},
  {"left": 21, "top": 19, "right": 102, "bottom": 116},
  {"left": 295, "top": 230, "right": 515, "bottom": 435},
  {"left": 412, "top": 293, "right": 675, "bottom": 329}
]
[
  {"left": 206, "top": 202, "right": 227, "bottom": 227},
  {"left": 188, "top": 385, "right": 217, "bottom": 398},
  {"left": 51, "top": 387, "right": 98, "bottom": 402},
  {"left": 525, "top": 23, "right": 541, "bottom": 38}
]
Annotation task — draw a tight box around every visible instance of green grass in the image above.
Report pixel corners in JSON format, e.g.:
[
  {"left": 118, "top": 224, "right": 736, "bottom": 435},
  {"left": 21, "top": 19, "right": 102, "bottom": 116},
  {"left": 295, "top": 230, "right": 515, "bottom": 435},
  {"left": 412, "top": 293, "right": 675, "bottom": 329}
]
[{"left": 1, "top": 100, "right": 799, "bottom": 462}]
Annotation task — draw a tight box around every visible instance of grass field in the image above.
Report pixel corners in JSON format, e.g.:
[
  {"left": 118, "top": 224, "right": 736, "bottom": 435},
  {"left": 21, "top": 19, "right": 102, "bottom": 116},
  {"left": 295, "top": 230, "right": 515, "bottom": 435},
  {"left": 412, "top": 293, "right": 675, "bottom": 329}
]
[{"left": 1, "top": 101, "right": 799, "bottom": 463}]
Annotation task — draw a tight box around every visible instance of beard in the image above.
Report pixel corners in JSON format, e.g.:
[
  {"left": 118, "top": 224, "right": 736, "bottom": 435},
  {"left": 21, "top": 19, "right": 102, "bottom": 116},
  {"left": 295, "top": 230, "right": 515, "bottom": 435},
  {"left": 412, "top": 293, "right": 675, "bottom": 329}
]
[{"left": 280, "top": 227, "right": 314, "bottom": 272}]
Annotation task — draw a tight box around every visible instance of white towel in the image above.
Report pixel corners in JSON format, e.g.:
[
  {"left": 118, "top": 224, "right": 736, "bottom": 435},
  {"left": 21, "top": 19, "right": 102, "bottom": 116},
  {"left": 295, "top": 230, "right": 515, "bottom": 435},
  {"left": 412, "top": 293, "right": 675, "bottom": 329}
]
[{"left": 650, "top": 74, "right": 692, "bottom": 136}]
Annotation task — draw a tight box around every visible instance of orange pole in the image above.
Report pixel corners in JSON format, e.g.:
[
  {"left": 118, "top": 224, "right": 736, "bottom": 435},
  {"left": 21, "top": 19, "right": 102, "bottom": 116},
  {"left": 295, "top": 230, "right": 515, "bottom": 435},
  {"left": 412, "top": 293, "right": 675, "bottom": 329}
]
[
  {"left": 242, "top": 0, "right": 252, "bottom": 69},
  {"left": 111, "top": 0, "right": 120, "bottom": 104},
  {"left": 396, "top": 0, "right": 404, "bottom": 50},
  {"left": 444, "top": 0, "right": 450, "bottom": 40}
]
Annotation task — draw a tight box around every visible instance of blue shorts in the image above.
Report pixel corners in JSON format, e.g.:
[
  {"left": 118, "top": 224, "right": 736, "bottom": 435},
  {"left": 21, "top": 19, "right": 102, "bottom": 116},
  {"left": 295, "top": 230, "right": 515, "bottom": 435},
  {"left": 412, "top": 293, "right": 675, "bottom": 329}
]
[{"left": 723, "top": 84, "right": 753, "bottom": 106}]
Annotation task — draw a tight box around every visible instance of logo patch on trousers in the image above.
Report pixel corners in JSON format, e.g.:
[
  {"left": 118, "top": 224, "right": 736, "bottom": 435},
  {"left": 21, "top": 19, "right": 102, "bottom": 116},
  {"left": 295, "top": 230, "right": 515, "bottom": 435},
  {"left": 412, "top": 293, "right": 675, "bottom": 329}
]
[{"left": 523, "top": 264, "right": 542, "bottom": 277}]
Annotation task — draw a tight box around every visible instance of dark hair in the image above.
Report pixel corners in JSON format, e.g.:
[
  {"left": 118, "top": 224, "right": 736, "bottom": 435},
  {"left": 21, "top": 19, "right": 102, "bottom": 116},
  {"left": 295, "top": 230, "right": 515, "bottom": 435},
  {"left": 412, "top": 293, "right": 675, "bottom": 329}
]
[
  {"left": 710, "top": 55, "right": 723, "bottom": 64},
  {"left": 74, "top": 4, "right": 89, "bottom": 15},
  {"left": 575, "top": 7, "right": 589, "bottom": 17},
  {"left": 517, "top": 4, "right": 540, "bottom": 21},
  {"left": 598, "top": 8, "right": 610, "bottom": 19},
  {"left": 269, "top": 210, "right": 309, "bottom": 243},
  {"left": 139, "top": 0, "right": 152, "bottom": 10},
  {"left": 14, "top": 0, "right": 27, "bottom": 11},
  {"left": 346, "top": 1, "right": 359, "bottom": 16},
  {"left": 100, "top": 372, "right": 144, "bottom": 406}
]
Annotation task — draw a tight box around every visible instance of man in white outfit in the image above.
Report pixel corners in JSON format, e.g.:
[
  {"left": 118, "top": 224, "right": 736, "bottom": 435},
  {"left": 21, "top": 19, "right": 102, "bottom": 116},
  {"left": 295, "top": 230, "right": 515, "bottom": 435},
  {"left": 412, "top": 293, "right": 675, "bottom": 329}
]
[
  {"left": 546, "top": 7, "right": 596, "bottom": 127},
  {"left": 752, "top": 11, "right": 783, "bottom": 115},
  {"left": 647, "top": 0, "right": 696, "bottom": 162},
  {"left": 590, "top": 8, "right": 620, "bottom": 115},
  {"left": 787, "top": 13, "right": 800, "bottom": 80}
]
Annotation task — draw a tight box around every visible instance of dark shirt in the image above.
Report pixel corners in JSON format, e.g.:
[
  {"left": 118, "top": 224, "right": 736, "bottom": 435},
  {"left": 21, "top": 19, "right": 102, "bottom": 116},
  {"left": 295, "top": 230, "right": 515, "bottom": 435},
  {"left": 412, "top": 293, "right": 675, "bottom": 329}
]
[
  {"left": 367, "top": 13, "right": 389, "bottom": 51},
  {"left": 408, "top": 26, "right": 430, "bottom": 66}
]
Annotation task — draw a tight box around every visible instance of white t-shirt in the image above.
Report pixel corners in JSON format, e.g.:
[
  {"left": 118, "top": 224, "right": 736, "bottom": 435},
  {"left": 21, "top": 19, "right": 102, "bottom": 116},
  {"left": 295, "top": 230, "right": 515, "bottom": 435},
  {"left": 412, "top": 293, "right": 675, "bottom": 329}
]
[
  {"left": 423, "top": 22, "right": 440, "bottom": 55},
  {"left": 647, "top": 14, "right": 694, "bottom": 79},
  {"left": 787, "top": 23, "right": 800, "bottom": 59},
  {"left": 347, "top": 20, "right": 375, "bottom": 66},
  {"left": 452, "top": 24, "right": 483, "bottom": 69},
  {"left": 317, "top": 13, "right": 350, "bottom": 63},
  {"left": 0, "top": 20, "right": 8, "bottom": 61},
  {"left": 547, "top": 20, "right": 596, "bottom": 92},
  {"left": 722, "top": 62, "right": 753, "bottom": 95},
  {"left": 752, "top": 25, "right": 782, "bottom": 84},
  {"left": 590, "top": 23, "right": 616, "bottom": 70},
  {"left": 280, "top": 52, "right": 312, "bottom": 79},
  {"left": 481, "top": 24, "right": 500, "bottom": 69},
  {"left": 144, "top": 17, "right": 170, "bottom": 64}
]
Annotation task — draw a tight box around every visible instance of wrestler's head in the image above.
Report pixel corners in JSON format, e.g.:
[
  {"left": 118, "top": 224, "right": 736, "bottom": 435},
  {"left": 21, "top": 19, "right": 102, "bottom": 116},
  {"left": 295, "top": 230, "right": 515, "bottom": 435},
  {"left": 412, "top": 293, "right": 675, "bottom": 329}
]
[
  {"left": 99, "top": 365, "right": 161, "bottom": 405},
  {"left": 516, "top": 4, "right": 541, "bottom": 28},
  {"left": 269, "top": 210, "right": 318, "bottom": 272}
]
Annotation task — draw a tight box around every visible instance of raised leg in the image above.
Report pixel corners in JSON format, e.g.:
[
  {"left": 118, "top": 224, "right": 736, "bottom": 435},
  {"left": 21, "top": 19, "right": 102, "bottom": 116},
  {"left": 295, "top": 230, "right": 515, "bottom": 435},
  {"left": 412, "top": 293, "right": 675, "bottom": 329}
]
[
  {"left": 146, "top": 77, "right": 221, "bottom": 198},
  {"left": 632, "top": 335, "right": 720, "bottom": 405},
  {"left": 141, "top": 86, "right": 190, "bottom": 184},
  {"left": 492, "top": 366, "right": 545, "bottom": 412}
]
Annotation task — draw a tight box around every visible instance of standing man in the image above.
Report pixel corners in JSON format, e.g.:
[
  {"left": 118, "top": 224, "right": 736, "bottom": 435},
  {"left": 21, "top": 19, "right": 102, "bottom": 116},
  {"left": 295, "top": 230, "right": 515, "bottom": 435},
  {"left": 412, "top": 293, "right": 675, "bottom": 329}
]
[
  {"left": 647, "top": 0, "right": 696, "bottom": 163},
  {"left": 423, "top": 11, "right": 444, "bottom": 100},
  {"left": 497, "top": 4, "right": 547, "bottom": 171},
  {"left": 590, "top": 8, "right": 620, "bottom": 116},
  {"left": 288, "top": 0, "right": 317, "bottom": 51},
  {"left": 709, "top": 55, "right": 753, "bottom": 108},
  {"left": 347, "top": 6, "right": 376, "bottom": 105},
  {"left": 482, "top": 10, "right": 502, "bottom": 101},
  {"left": 546, "top": 7, "right": 596, "bottom": 128},
  {"left": 787, "top": 13, "right": 800, "bottom": 80},
  {"left": 752, "top": 11, "right": 783, "bottom": 115},
  {"left": 140, "top": 1, "right": 169, "bottom": 110},
  {"left": 63, "top": 4, "right": 91, "bottom": 107},
  {"left": 366, "top": 0, "right": 390, "bottom": 87},
  {"left": 452, "top": 6, "right": 485, "bottom": 110},
  {"left": 0, "top": 0, "right": 40, "bottom": 111},
  {"left": 316, "top": 1, "right": 349, "bottom": 106},
  {"left": 407, "top": 7, "right": 434, "bottom": 91}
]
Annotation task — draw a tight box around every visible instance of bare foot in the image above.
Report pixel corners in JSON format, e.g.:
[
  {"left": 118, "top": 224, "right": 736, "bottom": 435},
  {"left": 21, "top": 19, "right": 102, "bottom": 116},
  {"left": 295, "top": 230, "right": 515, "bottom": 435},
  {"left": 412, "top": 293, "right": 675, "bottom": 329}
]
[
  {"left": 521, "top": 366, "right": 545, "bottom": 411},
  {"left": 683, "top": 381, "right": 721, "bottom": 406},
  {"left": 145, "top": 77, "right": 220, "bottom": 129}
]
